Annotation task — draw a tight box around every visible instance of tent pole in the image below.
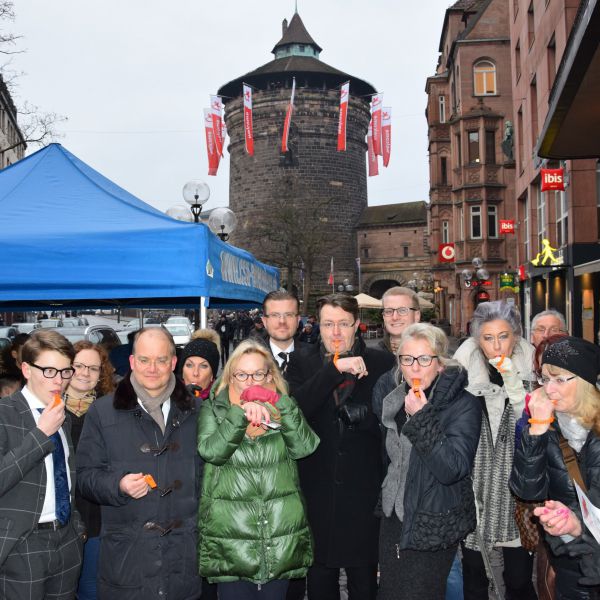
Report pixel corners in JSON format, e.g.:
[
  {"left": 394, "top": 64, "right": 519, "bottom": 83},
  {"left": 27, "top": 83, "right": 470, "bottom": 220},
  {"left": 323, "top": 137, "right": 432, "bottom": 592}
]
[{"left": 200, "top": 297, "right": 207, "bottom": 329}]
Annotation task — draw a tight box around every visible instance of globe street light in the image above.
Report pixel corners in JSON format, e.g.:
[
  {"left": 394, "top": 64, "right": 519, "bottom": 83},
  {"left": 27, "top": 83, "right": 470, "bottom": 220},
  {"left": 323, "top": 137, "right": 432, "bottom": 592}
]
[
  {"left": 165, "top": 205, "right": 194, "bottom": 222},
  {"left": 208, "top": 207, "right": 237, "bottom": 242},
  {"left": 337, "top": 278, "right": 354, "bottom": 293},
  {"left": 182, "top": 180, "right": 210, "bottom": 222}
]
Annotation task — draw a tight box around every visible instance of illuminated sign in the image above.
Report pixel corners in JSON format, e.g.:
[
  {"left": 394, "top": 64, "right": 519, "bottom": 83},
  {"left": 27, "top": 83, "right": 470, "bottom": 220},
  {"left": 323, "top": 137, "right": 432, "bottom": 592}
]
[
  {"left": 540, "top": 168, "right": 565, "bottom": 192},
  {"left": 531, "top": 239, "right": 563, "bottom": 267},
  {"left": 499, "top": 220, "right": 515, "bottom": 234}
]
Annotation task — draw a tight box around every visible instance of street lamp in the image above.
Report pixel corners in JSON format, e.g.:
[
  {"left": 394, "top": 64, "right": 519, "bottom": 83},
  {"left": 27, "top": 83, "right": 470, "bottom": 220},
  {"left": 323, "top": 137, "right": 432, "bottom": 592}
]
[
  {"left": 407, "top": 272, "right": 434, "bottom": 293},
  {"left": 182, "top": 180, "right": 210, "bottom": 222},
  {"left": 461, "top": 256, "right": 491, "bottom": 303},
  {"left": 337, "top": 278, "right": 354, "bottom": 293},
  {"left": 208, "top": 207, "right": 237, "bottom": 242},
  {"left": 165, "top": 205, "right": 193, "bottom": 222}
]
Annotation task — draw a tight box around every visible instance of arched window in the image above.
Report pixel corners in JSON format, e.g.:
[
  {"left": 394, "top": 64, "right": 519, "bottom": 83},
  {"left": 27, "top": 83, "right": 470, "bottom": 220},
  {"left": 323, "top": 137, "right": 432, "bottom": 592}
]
[{"left": 474, "top": 60, "right": 497, "bottom": 95}]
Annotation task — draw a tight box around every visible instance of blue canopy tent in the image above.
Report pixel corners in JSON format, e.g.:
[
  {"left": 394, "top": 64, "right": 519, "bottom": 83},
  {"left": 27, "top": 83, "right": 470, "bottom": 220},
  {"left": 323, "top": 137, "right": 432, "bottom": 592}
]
[{"left": 0, "top": 144, "right": 279, "bottom": 317}]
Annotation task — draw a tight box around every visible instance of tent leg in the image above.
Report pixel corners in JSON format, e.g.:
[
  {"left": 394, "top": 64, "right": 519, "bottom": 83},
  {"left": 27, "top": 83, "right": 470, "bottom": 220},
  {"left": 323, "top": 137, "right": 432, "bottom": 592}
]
[{"left": 200, "top": 298, "right": 207, "bottom": 329}]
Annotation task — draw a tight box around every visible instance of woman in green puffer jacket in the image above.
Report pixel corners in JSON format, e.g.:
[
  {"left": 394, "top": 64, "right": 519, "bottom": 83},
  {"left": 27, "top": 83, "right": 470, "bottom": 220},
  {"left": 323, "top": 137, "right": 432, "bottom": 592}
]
[{"left": 197, "top": 339, "right": 319, "bottom": 600}]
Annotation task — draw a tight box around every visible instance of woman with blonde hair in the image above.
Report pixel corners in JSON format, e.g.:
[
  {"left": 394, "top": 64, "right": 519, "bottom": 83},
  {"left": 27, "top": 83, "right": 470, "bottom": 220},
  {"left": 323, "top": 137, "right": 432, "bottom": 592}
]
[
  {"left": 510, "top": 336, "right": 600, "bottom": 598},
  {"left": 197, "top": 340, "right": 319, "bottom": 600}
]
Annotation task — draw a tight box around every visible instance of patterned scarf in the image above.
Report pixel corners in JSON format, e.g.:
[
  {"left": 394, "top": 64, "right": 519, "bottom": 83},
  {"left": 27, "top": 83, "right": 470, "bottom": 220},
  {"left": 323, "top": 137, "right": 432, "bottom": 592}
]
[
  {"left": 130, "top": 372, "right": 176, "bottom": 434},
  {"left": 64, "top": 389, "right": 96, "bottom": 417}
]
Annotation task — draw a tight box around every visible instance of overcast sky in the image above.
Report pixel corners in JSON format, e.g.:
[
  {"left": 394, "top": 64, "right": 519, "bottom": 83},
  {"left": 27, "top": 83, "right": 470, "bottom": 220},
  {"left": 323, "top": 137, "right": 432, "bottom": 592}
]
[{"left": 11, "top": 0, "right": 453, "bottom": 214}]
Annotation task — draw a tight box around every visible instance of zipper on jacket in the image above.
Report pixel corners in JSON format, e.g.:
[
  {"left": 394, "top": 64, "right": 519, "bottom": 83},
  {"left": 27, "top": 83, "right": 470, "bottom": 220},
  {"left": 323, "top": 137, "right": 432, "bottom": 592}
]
[{"left": 395, "top": 543, "right": 400, "bottom": 559}]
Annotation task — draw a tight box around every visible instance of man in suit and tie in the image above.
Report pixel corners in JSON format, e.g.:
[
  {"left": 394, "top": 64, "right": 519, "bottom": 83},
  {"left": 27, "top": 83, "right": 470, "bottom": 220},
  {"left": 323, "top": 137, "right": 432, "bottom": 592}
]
[
  {"left": 0, "top": 329, "right": 85, "bottom": 599},
  {"left": 261, "top": 290, "right": 304, "bottom": 376}
]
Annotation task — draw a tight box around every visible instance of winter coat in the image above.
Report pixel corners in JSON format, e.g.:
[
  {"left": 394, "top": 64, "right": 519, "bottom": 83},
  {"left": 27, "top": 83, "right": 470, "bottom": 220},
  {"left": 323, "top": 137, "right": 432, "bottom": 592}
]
[
  {"left": 454, "top": 337, "right": 535, "bottom": 550},
  {"left": 380, "top": 368, "right": 481, "bottom": 551},
  {"left": 197, "top": 385, "right": 319, "bottom": 584},
  {"left": 286, "top": 339, "right": 395, "bottom": 567},
  {"left": 76, "top": 375, "right": 203, "bottom": 600}
]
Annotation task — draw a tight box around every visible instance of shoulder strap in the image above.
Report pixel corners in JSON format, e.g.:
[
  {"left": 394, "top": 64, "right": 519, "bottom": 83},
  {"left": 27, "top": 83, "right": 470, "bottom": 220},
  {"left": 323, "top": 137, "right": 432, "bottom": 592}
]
[{"left": 559, "top": 434, "right": 588, "bottom": 493}]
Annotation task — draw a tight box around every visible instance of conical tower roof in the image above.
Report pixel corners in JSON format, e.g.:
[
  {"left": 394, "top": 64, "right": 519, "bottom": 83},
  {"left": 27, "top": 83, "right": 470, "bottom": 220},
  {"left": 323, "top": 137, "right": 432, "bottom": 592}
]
[{"left": 272, "top": 12, "right": 323, "bottom": 55}]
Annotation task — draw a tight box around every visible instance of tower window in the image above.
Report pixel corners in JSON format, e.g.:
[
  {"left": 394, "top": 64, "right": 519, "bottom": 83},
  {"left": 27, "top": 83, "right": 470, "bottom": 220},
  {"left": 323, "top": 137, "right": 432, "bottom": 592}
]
[{"left": 474, "top": 61, "right": 497, "bottom": 95}]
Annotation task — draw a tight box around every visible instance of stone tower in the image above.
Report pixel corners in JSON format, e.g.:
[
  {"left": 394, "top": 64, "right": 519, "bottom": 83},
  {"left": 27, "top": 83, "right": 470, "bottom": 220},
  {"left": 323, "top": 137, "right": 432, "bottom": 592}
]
[{"left": 218, "top": 11, "right": 376, "bottom": 306}]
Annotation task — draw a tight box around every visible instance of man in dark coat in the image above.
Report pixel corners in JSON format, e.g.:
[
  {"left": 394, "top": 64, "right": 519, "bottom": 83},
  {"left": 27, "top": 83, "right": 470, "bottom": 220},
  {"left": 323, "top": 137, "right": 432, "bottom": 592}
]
[
  {"left": 287, "top": 293, "right": 394, "bottom": 600},
  {"left": 214, "top": 313, "right": 233, "bottom": 367},
  {"left": 76, "top": 328, "right": 202, "bottom": 600}
]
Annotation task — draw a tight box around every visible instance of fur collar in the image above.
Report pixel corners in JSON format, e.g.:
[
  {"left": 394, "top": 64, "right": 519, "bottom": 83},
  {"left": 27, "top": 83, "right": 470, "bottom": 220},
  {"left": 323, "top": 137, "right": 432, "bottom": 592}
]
[{"left": 113, "top": 373, "right": 193, "bottom": 412}]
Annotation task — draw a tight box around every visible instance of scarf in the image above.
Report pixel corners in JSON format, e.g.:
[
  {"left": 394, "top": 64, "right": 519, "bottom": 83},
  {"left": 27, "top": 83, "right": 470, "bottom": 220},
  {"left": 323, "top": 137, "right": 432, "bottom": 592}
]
[
  {"left": 130, "top": 372, "right": 176, "bottom": 434},
  {"left": 64, "top": 389, "right": 96, "bottom": 418},
  {"left": 320, "top": 336, "right": 365, "bottom": 407},
  {"left": 556, "top": 412, "right": 590, "bottom": 453}
]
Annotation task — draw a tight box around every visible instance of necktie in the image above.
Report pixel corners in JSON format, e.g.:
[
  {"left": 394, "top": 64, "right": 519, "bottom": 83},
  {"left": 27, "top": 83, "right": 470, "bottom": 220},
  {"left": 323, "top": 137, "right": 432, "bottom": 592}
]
[
  {"left": 278, "top": 352, "right": 289, "bottom": 374},
  {"left": 37, "top": 409, "right": 71, "bottom": 525}
]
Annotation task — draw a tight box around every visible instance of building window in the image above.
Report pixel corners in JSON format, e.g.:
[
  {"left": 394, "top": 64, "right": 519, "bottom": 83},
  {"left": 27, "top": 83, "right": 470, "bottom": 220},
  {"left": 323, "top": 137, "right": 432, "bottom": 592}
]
[
  {"left": 474, "top": 61, "right": 497, "bottom": 95},
  {"left": 547, "top": 35, "right": 556, "bottom": 88},
  {"left": 468, "top": 131, "right": 480, "bottom": 164},
  {"left": 528, "top": 1, "right": 535, "bottom": 49},
  {"left": 440, "top": 157, "right": 448, "bottom": 185},
  {"left": 555, "top": 190, "right": 568, "bottom": 248},
  {"left": 442, "top": 220, "right": 450, "bottom": 243},
  {"left": 403, "top": 246, "right": 409, "bottom": 258},
  {"left": 456, "top": 133, "right": 462, "bottom": 165},
  {"left": 471, "top": 206, "right": 482, "bottom": 239},
  {"left": 515, "top": 40, "right": 521, "bottom": 82},
  {"left": 530, "top": 77, "right": 538, "bottom": 146},
  {"left": 439, "top": 95, "right": 446, "bottom": 123},
  {"left": 488, "top": 206, "right": 498, "bottom": 238},
  {"left": 536, "top": 186, "right": 546, "bottom": 251},
  {"left": 485, "top": 130, "right": 496, "bottom": 164},
  {"left": 517, "top": 107, "right": 524, "bottom": 172},
  {"left": 362, "top": 247, "right": 369, "bottom": 258},
  {"left": 523, "top": 194, "right": 531, "bottom": 261},
  {"left": 459, "top": 206, "right": 464, "bottom": 241}
]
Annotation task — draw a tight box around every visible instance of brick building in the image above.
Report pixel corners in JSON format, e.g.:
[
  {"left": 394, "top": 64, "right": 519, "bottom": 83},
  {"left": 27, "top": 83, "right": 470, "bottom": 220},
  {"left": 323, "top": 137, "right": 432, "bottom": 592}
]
[
  {"left": 0, "top": 75, "right": 26, "bottom": 169},
  {"left": 510, "top": 0, "right": 600, "bottom": 340},
  {"left": 218, "top": 11, "right": 377, "bottom": 308},
  {"left": 426, "top": 0, "right": 518, "bottom": 336},
  {"left": 356, "top": 202, "right": 430, "bottom": 298}
]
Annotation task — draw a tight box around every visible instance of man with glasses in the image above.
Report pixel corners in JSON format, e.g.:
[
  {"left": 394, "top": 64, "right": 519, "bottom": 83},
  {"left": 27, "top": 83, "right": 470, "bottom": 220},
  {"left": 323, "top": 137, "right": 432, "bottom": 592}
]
[
  {"left": 287, "top": 294, "right": 394, "bottom": 600},
  {"left": 261, "top": 290, "right": 306, "bottom": 377},
  {"left": 76, "top": 327, "right": 203, "bottom": 599},
  {"left": 0, "top": 330, "right": 86, "bottom": 599},
  {"left": 373, "top": 287, "right": 421, "bottom": 421},
  {"left": 530, "top": 309, "right": 566, "bottom": 347}
]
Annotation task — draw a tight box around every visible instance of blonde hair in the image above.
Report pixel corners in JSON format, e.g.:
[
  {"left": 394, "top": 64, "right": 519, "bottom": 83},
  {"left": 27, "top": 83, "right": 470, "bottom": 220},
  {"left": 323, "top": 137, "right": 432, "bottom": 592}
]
[
  {"left": 215, "top": 340, "right": 288, "bottom": 395},
  {"left": 191, "top": 328, "right": 221, "bottom": 353},
  {"left": 546, "top": 364, "right": 600, "bottom": 434}
]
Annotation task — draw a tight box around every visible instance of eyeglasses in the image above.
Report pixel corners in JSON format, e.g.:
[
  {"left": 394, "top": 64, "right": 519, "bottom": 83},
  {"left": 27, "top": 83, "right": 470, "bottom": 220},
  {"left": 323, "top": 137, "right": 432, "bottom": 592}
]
[
  {"left": 30, "top": 363, "right": 75, "bottom": 379},
  {"left": 398, "top": 355, "right": 438, "bottom": 367},
  {"left": 232, "top": 370, "right": 269, "bottom": 382},
  {"left": 537, "top": 375, "right": 577, "bottom": 387},
  {"left": 135, "top": 356, "right": 172, "bottom": 368},
  {"left": 320, "top": 321, "right": 356, "bottom": 330},
  {"left": 533, "top": 327, "right": 564, "bottom": 335},
  {"left": 264, "top": 312, "right": 298, "bottom": 320},
  {"left": 382, "top": 307, "right": 418, "bottom": 317},
  {"left": 73, "top": 362, "right": 101, "bottom": 375}
]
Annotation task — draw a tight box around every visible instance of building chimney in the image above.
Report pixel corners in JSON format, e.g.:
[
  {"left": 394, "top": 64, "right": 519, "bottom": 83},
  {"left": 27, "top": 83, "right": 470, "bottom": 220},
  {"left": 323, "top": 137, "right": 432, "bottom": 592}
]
[{"left": 282, "top": 19, "right": 288, "bottom": 36}]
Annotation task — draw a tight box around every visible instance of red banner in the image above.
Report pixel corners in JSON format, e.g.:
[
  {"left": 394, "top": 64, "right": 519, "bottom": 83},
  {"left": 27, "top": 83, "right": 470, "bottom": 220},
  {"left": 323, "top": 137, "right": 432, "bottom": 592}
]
[
  {"left": 540, "top": 168, "right": 565, "bottom": 192},
  {"left": 204, "top": 108, "right": 219, "bottom": 176},
  {"left": 439, "top": 243, "right": 455, "bottom": 263},
  {"left": 281, "top": 77, "right": 296, "bottom": 153},
  {"left": 367, "top": 120, "right": 379, "bottom": 177},
  {"left": 371, "top": 93, "right": 383, "bottom": 156},
  {"left": 210, "top": 95, "right": 224, "bottom": 157},
  {"left": 518, "top": 265, "right": 527, "bottom": 281},
  {"left": 243, "top": 84, "right": 254, "bottom": 156},
  {"left": 328, "top": 257, "right": 334, "bottom": 286},
  {"left": 382, "top": 107, "right": 391, "bottom": 167},
  {"left": 337, "top": 81, "right": 350, "bottom": 152},
  {"left": 499, "top": 219, "right": 515, "bottom": 234}
]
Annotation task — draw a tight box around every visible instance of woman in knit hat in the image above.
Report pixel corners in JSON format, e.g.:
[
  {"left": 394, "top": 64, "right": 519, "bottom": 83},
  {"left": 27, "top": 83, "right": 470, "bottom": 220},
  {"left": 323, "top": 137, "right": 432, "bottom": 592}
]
[
  {"left": 510, "top": 336, "right": 600, "bottom": 598},
  {"left": 179, "top": 330, "right": 221, "bottom": 399}
]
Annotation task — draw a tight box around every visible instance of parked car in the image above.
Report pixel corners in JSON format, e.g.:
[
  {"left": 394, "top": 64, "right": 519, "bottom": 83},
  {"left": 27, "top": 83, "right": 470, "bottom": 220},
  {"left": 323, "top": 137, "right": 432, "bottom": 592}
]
[
  {"left": 166, "top": 316, "right": 193, "bottom": 331},
  {"left": 11, "top": 322, "right": 40, "bottom": 334},
  {"left": 38, "top": 318, "right": 63, "bottom": 328},
  {"left": 163, "top": 323, "right": 192, "bottom": 346},
  {"left": 0, "top": 327, "right": 18, "bottom": 342},
  {"left": 62, "top": 317, "right": 90, "bottom": 328},
  {"left": 46, "top": 325, "right": 121, "bottom": 352}
]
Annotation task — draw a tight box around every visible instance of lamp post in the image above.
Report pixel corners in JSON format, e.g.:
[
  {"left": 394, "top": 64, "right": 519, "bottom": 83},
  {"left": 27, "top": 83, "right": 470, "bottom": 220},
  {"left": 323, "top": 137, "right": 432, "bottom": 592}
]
[
  {"left": 182, "top": 180, "right": 210, "bottom": 222},
  {"left": 461, "top": 257, "right": 491, "bottom": 304},
  {"left": 407, "top": 272, "right": 434, "bottom": 294},
  {"left": 337, "top": 278, "right": 354, "bottom": 293},
  {"left": 208, "top": 207, "right": 237, "bottom": 242}
]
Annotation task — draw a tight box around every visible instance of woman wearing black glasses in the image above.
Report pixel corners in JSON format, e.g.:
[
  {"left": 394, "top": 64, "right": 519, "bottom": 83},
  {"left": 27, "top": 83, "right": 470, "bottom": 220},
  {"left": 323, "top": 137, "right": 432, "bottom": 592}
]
[
  {"left": 378, "top": 323, "right": 481, "bottom": 600},
  {"left": 510, "top": 336, "right": 600, "bottom": 599},
  {"left": 453, "top": 300, "right": 537, "bottom": 599},
  {"left": 197, "top": 340, "right": 319, "bottom": 600}
]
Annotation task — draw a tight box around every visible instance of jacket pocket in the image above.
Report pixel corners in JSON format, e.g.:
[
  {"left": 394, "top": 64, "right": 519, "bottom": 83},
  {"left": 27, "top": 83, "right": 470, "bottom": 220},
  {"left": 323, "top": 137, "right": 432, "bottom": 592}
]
[{"left": 98, "top": 529, "right": 147, "bottom": 590}]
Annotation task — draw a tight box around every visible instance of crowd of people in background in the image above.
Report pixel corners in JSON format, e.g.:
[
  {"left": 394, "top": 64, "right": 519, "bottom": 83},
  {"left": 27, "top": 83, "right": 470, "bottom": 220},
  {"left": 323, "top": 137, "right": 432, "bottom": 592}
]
[{"left": 2, "top": 292, "right": 600, "bottom": 600}]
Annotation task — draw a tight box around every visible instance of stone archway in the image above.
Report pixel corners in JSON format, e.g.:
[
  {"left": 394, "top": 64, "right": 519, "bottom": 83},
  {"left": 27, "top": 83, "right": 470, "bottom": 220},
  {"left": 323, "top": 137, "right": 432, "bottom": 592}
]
[{"left": 369, "top": 279, "right": 399, "bottom": 299}]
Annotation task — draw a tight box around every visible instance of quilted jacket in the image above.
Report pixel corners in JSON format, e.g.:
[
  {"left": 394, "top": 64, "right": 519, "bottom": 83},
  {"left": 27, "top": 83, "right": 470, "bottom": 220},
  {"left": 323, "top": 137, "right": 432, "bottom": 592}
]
[{"left": 197, "top": 386, "right": 319, "bottom": 584}]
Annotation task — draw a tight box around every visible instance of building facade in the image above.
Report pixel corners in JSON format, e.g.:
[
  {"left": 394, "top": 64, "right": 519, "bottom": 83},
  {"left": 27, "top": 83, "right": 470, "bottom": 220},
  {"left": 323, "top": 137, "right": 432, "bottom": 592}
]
[
  {"left": 510, "top": 0, "right": 600, "bottom": 341},
  {"left": 426, "top": 0, "right": 518, "bottom": 336},
  {"left": 356, "top": 202, "right": 430, "bottom": 298},
  {"left": 0, "top": 75, "right": 26, "bottom": 168}
]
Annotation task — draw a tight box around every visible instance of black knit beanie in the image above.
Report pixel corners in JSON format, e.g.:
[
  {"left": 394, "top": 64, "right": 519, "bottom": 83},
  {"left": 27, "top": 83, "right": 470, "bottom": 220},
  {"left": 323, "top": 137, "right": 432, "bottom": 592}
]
[
  {"left": 179, "top": 338, "right": 220, "bottom": 377},
  {"left": 542, "top": 336, "right": 600, "bottom": 387}
]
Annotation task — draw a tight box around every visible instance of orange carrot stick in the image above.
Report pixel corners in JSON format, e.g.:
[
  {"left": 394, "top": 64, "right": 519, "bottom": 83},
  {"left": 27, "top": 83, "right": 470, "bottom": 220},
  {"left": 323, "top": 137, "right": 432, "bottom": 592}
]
[
  {"left": 413, "top": 378, "right": 421, "bottom": 399},
  {"left": 496, "top": 354, "right": 506, "bottom": 370},
  {"left": 333, "top": 340, "right": 340, "bottom": 367},
  {"left": 52, "top": 393, "right": 62, "bottom": 408},
  {"left": 144, "top": 474, "right": 157, "bottom": 489}
]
